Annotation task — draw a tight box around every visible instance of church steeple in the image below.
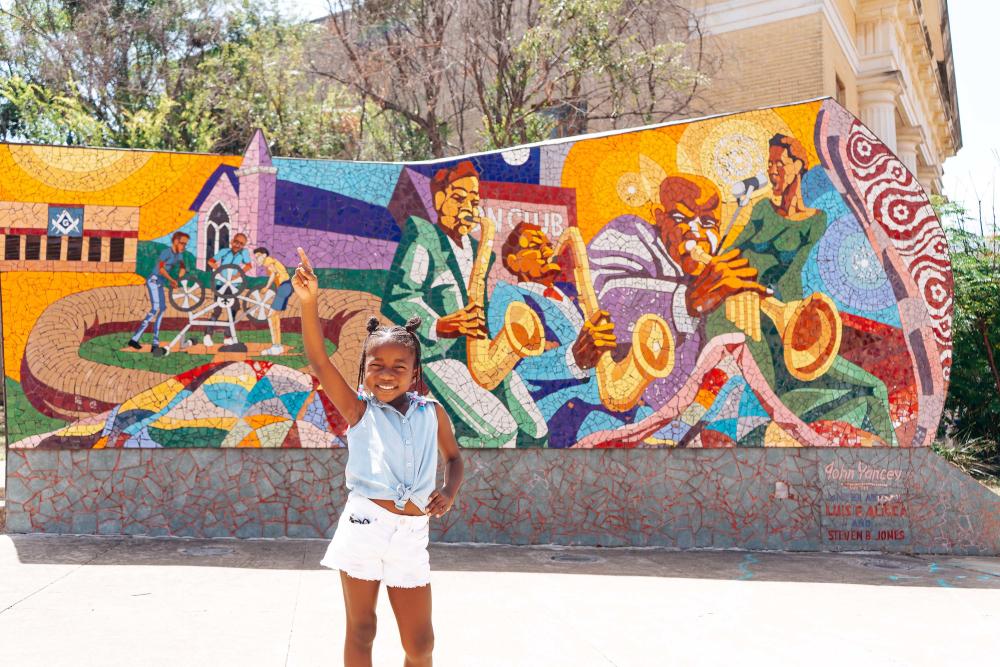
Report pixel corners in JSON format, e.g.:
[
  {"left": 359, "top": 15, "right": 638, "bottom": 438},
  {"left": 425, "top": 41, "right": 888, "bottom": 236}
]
[
  {"left": 236, "top": 128, "right": 278, "bottom": 249},
  {"left": 241, "top": 128, "right": 273, "bottom": 169}
]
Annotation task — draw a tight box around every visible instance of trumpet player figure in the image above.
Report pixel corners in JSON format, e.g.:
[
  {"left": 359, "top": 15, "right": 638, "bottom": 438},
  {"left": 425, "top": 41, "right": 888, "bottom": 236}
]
[
  {"left": 381, "top": 160, "right": 546, "bottom": 448},
  {"left": 588, "top": 173, "right": 769, "bottom": 414},
  {"left": 489, "top": 223, "right": 654, "bottom": 448},
  {"left": 718, "top": 134, "right": 895, "bottom": 446}
]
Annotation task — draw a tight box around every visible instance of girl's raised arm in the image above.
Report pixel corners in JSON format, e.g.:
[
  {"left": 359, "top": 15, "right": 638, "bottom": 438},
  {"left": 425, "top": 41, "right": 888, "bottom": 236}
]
[{"left": 292, "top": 247, "right": 366, "bottom": 426}]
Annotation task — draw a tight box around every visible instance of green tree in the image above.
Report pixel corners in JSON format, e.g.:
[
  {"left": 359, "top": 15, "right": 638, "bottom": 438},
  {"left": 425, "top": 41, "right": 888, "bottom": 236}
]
[
  {"left": 932, "top": 195, "right": 1000, "bottom": 473},
  {"left": 313, "top": 0, "right": 711, "bottom": 158},
  {"left": 0, "top": 0, "right": 228, "bottom": 148},
  {"left": 0, "top": 0, "right": 357, "bottom": 156},
  {"left": 181, "top": 5, "right": 359, "bottom": 157},
  {"left": 468, "top": 0, "right": 709, "bottom": 149}
]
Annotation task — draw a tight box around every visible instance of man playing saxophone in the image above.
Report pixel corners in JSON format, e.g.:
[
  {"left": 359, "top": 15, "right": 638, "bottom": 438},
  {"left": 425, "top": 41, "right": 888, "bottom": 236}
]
[
  {"left": 488, "top": 222, "right": 651, "bottom": 447},
  {"left": 381, "top": 160, "right": 547, "bottom": 448}
]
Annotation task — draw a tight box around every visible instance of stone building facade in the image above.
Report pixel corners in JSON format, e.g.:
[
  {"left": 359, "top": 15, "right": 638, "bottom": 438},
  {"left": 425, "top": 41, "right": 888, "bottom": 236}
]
[{"left": 697, "top": 0, "right": 961, "bottom": 193}]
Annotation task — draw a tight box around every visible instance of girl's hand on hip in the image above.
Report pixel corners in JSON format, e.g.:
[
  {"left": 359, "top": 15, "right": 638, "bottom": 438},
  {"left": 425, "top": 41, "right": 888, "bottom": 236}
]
[{"left": 426, "top": 487, "right": 456, "bottom": 517}]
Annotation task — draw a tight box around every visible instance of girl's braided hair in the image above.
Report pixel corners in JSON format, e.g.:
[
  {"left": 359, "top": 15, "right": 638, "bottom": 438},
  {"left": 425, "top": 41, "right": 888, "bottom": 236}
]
[{"left": 357, "top": 315, "right": 424, "bottom": 393}]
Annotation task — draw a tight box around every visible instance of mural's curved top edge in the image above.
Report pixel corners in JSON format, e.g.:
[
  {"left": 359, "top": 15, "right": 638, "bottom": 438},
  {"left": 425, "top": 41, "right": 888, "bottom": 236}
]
[
  {"left": 393, "top": 97, "right": 835, "bottom": 166},
  {"left": 0, "top": 97, "right": 836, "bottom": 166}
]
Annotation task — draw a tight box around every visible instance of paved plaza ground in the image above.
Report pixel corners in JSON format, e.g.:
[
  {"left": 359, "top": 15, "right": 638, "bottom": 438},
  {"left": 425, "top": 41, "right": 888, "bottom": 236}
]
[{"left": 1, "top": 534, "right": 998, "bottom": 666}]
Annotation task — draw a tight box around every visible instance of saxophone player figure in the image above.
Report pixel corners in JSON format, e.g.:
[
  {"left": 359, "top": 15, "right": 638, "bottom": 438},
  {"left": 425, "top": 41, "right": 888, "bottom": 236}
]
[
  {"left": 381, "top": 161, "right": 547, "bottom": 448},
  {"left": 488, "top": 223, "right": 644, "bottom": 448}
]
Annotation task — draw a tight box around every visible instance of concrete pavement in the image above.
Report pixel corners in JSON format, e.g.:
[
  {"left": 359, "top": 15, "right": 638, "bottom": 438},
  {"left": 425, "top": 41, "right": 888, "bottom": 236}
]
[{"left": 1, "top": 534, "right": 998, "bottom": 666}]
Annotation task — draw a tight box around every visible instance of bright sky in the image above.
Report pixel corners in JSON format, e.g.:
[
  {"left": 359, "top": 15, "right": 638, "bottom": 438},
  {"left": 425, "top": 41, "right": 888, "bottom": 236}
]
[
  {"left": 938, "top": 0, "right": 996, "bottom": 229},
  {"left": 292, "top": 0, "right": 334, "bottom": 21}
]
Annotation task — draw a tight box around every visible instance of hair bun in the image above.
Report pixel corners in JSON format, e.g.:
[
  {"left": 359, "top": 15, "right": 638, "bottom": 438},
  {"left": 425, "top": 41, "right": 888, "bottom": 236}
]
[
  {"left": 366, "top": 316, "right": 380, "bottom": 334},
  {"left": 404, "top": 316, "right": 422, "bottom": 333}
]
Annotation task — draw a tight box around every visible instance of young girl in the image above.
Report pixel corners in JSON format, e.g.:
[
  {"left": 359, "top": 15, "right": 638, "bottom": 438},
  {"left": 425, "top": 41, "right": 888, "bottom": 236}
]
[{"left": 291, "top": 247, "right": 464, "bottom": 667}]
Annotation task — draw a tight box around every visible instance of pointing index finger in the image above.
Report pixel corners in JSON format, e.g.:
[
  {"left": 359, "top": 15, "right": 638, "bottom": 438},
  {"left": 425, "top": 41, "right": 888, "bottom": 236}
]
[{"left": 296, "top": 247, "right": 314, "bottom": 274}]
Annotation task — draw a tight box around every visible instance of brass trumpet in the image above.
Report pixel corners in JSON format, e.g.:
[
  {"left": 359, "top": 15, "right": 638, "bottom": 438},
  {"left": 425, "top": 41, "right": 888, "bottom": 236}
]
[
  {"left": 466, "top": 213, "right": 545, "bottom": 390},
  {"left": 555, "top": 227, "right": 675, "bottom": 412},
  {"left": 691, "top": 246, "right": 842, "bottom": 382}
]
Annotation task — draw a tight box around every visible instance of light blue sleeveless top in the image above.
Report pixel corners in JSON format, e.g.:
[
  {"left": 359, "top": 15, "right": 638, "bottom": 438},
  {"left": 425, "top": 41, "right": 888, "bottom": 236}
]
[{"left": 345, "top": 391, "right": 439, "bottom": 512}]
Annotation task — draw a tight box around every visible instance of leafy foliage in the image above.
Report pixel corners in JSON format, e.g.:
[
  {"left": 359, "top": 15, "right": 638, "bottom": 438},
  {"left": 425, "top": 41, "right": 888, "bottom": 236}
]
[
  {"left": 932, "top": 438, "right": 1000, "bottom": 480},
  {"left": 0, "top": 0, "right": 358, "bottom": 156},
  {"left": 932, "top": 195, "right": 1000, "bottom": 474},
  {"left": 315, "top": 0, "right": 711, "bottom": 158}
]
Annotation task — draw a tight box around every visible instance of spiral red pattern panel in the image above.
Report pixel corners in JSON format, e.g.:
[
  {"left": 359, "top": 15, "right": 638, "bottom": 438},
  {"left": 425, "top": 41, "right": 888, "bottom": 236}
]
[{"left": 843, "top": 120, "right": 954, "bottom": 377}]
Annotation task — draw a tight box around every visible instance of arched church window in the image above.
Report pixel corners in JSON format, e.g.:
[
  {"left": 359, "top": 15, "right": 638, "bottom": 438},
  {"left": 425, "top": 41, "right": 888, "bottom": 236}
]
[{"left": 206, "top": 203, "right": 231, "bottom": 261}]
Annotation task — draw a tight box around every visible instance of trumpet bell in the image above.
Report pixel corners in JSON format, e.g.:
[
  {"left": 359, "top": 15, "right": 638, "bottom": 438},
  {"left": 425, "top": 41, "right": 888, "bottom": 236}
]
[
  {"left": 772, "top": 293, "right": 842, "bottom": 382},
  {"left": 503, "top": 301, "right": 545, "bottom": 357},
  {"left": 631, "top": 314, "right": 675, "bottom": 380},
  {"left": 467, "top": 301, "right": 544, "bottom": 391}
]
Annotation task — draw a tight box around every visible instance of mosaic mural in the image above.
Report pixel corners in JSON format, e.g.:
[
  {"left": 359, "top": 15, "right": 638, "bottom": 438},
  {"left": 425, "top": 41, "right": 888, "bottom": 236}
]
[{"left": 1, "top": 99, "right": 952, "bottom": 451}]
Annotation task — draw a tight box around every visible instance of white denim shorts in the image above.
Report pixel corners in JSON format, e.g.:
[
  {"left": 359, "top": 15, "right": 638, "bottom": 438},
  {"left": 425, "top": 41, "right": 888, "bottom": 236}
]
[{"left": 321, "top": 494, "right": 431, "bottom": 588}]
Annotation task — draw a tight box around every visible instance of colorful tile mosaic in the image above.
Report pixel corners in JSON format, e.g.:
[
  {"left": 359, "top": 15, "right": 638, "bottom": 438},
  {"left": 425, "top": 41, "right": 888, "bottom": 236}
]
[{"left": 2, "top": 99, "right": 951, "bottom": 451}]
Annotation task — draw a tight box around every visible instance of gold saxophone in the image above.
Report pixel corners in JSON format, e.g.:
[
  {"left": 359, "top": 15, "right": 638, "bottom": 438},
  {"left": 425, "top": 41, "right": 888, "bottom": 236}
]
[
  {"left": 555, "top": 227, "right": 675, "bottom": 412},
  {"left": 466, "top": 214, "right": 545, "bottom": 390},
  {"left": 690, "top": 246, "right": 842, "bottom": 381}
]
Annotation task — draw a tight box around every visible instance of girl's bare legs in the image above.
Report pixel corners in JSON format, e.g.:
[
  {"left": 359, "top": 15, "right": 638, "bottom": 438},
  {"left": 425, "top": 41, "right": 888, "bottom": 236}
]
[
  {"left": 387, "top": 584, "right": 434, "bottom": 667},
  {"left": 341, "top": 572, "right": 381, "bottom": 667}
]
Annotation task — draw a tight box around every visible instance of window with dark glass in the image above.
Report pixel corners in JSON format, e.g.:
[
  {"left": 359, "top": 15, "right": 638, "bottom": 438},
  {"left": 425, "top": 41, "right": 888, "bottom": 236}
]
[
  {"left": 46, "top": 235, "right": 62, "bottom": 260},
  {"left": 206, "top": 202, "right": 231, "bottom": 261},
  {"left": 109, "top": 237, "right": 126, "bottom": 262},
  {"left": 88, "top": 237, "right": 102, "bottom": 262},
  {"left": 218, "top": 225, "right": 230, "bottom": 252},
  {"left": 206, "top": 224, "right": 216, "bottom": 261},
  {"left": 4, "top": 235, "right": 20, "bottom": 260},
  {"left": 67, "top": 236, "right": 83, "bottom": 261},
  {"left": 25, "top": 235, "right": 41, "bottom": 260}
]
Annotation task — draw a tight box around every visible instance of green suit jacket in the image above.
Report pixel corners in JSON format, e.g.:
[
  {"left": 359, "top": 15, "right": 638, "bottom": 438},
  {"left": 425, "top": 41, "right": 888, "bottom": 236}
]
[
  {"left": 381, "top": 216, "right": 546, "bottom": 447},
  {"left": 381, "top": 215, "right": 484, "bottom": 363}
]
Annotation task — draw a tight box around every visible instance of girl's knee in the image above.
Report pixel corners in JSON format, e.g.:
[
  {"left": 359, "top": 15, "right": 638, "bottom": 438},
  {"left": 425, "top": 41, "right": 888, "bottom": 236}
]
[
  {"left": 402, "top": 627, "right": 434, "bottom": 659},
  {"left": 346, "top": 617, "right": 377, "bottom": 647}
]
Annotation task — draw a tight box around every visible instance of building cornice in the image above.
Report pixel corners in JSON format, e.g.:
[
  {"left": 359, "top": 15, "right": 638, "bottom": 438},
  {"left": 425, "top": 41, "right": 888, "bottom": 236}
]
[{"left": 702, "top": 0, "right": 959, "bottom": 166}]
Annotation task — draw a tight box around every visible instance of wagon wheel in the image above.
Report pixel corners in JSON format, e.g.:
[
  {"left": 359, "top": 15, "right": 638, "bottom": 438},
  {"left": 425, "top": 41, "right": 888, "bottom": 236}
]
[
  {"left": 211, "top": 263, "right": 248, "bottom": 299},
  {"left": 169, "top": 278, "right": 206, "bottom": 312},
  {"left": 243, "top": 288, "right": 276, "bottom": 323}
]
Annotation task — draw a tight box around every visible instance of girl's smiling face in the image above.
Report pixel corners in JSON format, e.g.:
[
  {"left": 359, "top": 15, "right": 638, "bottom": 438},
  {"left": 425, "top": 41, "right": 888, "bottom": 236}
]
[{"left": 363, "top": 340, "right": 418, "bottom": 408}]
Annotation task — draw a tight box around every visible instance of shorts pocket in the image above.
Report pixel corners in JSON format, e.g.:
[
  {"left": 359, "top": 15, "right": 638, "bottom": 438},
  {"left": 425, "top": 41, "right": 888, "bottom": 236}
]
[{"left": 331, "top": 509, "right": 382, "bottom": 559}]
